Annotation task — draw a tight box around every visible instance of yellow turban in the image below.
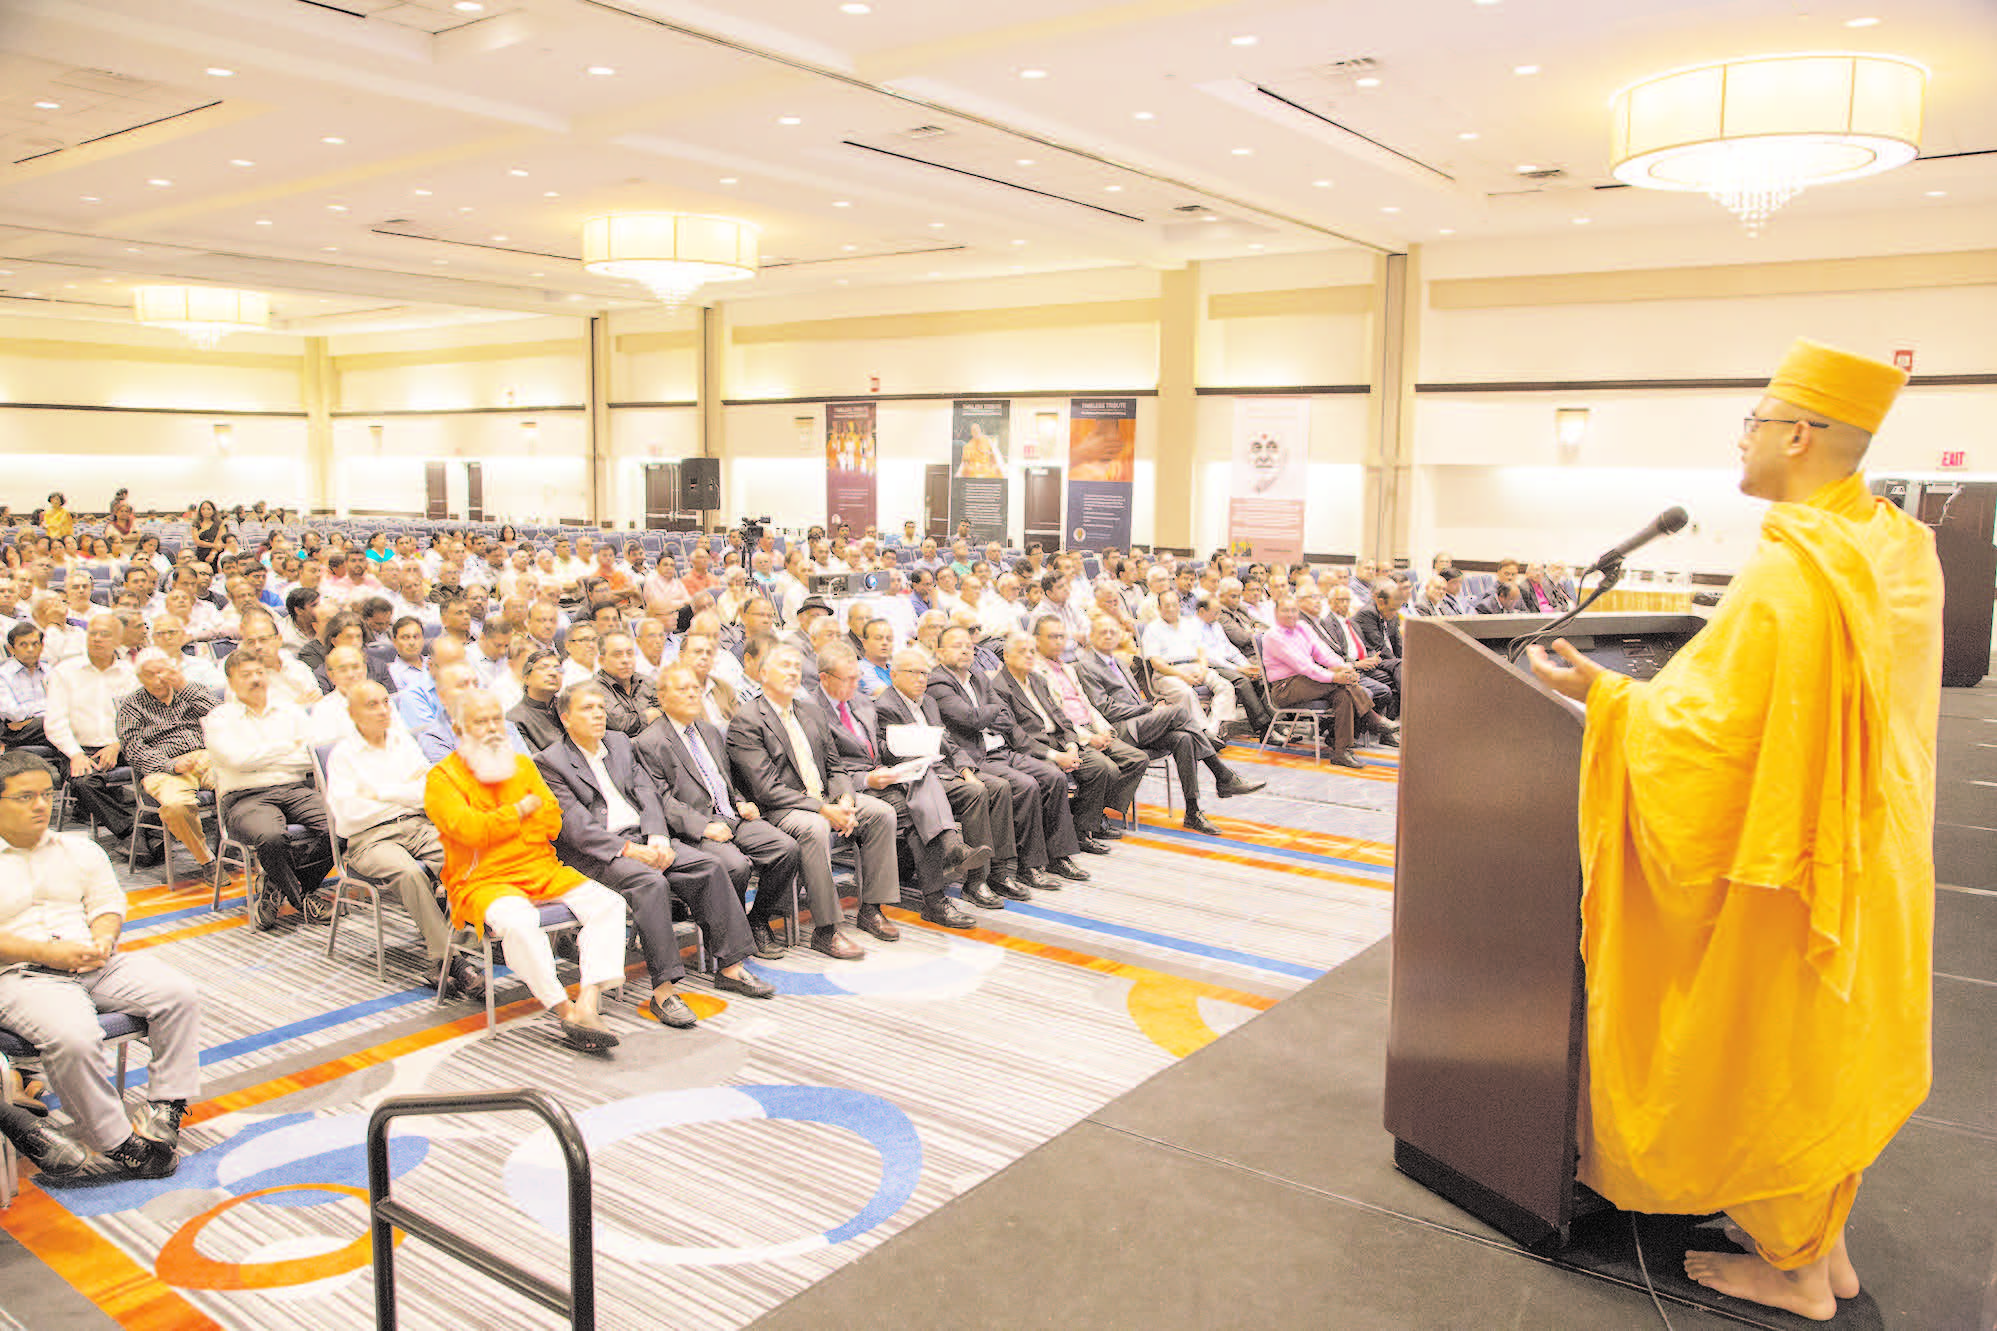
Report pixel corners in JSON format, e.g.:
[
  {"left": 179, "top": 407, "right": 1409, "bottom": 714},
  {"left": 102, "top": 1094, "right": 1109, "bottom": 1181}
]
[{"left": 1765, "top": 338, "right": 1907, "bottom": 435}]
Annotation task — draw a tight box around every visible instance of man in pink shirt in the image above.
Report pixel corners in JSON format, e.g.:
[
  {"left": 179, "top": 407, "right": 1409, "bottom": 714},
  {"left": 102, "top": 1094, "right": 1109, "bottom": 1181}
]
[{"left": 1258, "top": 596, "right": 1369, "bottom": 768}]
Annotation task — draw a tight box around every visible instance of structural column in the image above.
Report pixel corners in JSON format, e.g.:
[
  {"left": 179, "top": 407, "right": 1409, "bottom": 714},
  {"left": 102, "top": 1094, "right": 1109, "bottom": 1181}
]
[
  {"left": 586, "top": 315, "right": 612, "bottom": 526},
  {"left": 697, "top": 302, "right": 729, "bottom": 528},
  {"left": 1153, "top": 263, "right": 1200, "bottom": 552},
  {"left": 301, "top": 336, "right": 335, "bottom": 516},
  {"left": 1362, "top": 247, "right": 1420, "bottom": 565}
]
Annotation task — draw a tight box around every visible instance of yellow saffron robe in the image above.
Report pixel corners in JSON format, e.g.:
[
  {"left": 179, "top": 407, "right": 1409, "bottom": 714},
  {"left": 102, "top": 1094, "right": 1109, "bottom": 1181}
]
[{"left": 1575, "top": 473, "right": 1941, "bottom": 1256}]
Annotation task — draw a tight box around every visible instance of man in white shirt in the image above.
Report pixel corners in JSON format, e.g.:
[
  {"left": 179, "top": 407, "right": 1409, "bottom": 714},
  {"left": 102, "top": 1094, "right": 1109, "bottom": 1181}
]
[
  {"left": 1140, "top": 592, "right": 1240, "bottom": 739},
  {"left": 235, "top": 609, "right": 322, "bottom": 709},
  {"left": 203, "top": 650, "right": 334, "bottom": 924},
  {"left": 45, "top": 613, "right": 141, "bottom": 847},
  {"left": 310, "top": 646, "right": 375, "bottom": 746},
  {"left": 0, "top": 750, "right": 197, "bottom": 1178},
  {"left": 325, "top": 682, "right": 451, "bottom": 983}
]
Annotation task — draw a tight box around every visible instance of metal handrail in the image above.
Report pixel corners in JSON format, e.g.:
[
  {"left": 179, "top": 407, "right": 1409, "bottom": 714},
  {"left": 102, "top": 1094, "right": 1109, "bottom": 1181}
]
[{"left": 367, "top": 1088, "right": 594, "bottom": 1330}]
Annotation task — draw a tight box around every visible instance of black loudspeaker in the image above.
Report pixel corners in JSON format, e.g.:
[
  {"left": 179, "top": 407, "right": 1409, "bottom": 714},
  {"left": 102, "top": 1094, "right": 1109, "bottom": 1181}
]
[{"left": 682, "top": 457, "right": 721, "bottom": 510}]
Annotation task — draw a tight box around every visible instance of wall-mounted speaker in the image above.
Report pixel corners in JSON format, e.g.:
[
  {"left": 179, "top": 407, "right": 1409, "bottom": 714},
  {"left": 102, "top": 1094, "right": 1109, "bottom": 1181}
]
[{"left": 682, "top": 456, "right": 721, "bottom": 510}]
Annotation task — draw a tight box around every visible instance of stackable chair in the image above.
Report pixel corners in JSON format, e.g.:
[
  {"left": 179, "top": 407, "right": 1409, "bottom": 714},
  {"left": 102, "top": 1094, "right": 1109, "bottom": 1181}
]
[{"left": 0, "top": 1015, "right": 148, "bottom": 1209}]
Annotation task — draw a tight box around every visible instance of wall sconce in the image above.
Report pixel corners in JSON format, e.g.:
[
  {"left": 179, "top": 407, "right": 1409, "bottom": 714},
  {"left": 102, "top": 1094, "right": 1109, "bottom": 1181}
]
[
  {"left": 1555, "top": 407, "right": 1591, "bottom": 453},
  {"left": 520, "top": 419, "right": 539, "bottom": 452},
  {"left": 212, "top": 422, "right": 233, "bottom": 452},
  {"left": 795, "top": 415, "right": 815, "bottom": 449},
  {"left": 369, "top": 424, "right": 385, "bottom": 452}
]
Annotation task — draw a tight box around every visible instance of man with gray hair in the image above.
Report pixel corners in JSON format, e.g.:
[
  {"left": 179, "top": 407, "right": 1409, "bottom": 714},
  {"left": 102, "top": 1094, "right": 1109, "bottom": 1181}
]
[{"left": 115, "top": 647, "right": 219, "bottom": 872}]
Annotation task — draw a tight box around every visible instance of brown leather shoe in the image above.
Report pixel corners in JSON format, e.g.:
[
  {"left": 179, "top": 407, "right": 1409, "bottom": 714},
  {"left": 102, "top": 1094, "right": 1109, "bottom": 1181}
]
[
  {"left": 856, "top": 904, "right": 900, "bottom": 942},
  {"left": 810, "top": 926, "right": 865, "bottom": 960}
]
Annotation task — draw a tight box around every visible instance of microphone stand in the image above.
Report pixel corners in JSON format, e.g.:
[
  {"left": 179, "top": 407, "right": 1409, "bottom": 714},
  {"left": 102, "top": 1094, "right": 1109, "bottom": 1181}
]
[{"left": 1504, "top": 559, "right": 1624, "bottom": 667}]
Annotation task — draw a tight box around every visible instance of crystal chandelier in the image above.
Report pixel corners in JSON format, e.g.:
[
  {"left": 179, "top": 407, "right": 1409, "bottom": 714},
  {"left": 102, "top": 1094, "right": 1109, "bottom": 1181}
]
[
  {"left": 580, "top": 213, "right": 759, "bottom": 308},
  {"left": 132, "top": 285, "right": 270, "bottom": 348},
  {"left": 1610, "top": 53, "right": 1926, "bottom": 235}
]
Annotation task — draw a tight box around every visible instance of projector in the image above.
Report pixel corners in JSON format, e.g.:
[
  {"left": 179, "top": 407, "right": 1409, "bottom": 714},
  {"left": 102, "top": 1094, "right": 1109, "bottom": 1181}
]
[{"left": 808, "top": 573, "right": 851, "bottom": 596}]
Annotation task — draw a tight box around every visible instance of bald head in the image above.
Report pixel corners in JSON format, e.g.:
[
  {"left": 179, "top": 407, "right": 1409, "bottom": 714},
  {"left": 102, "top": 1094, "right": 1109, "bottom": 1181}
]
[{"left": 349, "top": 680, "right": 395, "bottom": 743}]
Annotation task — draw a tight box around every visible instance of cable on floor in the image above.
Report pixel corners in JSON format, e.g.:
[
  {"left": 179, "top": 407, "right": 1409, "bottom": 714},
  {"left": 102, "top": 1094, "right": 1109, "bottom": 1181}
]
[{"left": 1630, "top": 1212, "right": 1676, "bottom": 1331}]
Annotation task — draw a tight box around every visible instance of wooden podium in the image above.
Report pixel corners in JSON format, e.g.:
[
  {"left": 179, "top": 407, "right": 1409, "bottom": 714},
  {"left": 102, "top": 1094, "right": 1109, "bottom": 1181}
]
[{"left": 1382, "top": 612, "right": 1705, "bottom": 1251}]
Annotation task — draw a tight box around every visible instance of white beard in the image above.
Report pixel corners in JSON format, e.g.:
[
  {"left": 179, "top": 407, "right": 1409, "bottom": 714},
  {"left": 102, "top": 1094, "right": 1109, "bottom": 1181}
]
[{"left": 457, "top": 734, "right": 518, "bottom": 785}]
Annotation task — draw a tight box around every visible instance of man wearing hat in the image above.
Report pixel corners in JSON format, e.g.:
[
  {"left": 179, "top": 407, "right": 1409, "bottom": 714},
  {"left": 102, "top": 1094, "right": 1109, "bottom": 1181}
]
[
  {"left": 785, "top": 596, "right": 833, "bottom": 693},
  {"left": 1530, "top": 339, "right": 1942, "bottom": 1321}
]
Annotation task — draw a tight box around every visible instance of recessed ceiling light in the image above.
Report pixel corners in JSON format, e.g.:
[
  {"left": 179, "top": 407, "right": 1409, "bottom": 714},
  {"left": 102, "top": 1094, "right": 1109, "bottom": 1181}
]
[
  {"left": 1311, "top": 179, "right": 1333, "bottom": 188},
  {"left": 147, "top": 178, "right": 172, "bottom": 187},
  {"left": 1572, "top": 216, "right": 1592, "bottom": 225},
  {"left": 1458, "top": 131, "right": 1480, "bottom": 140},
  {"left": 1230, "top": 35, "right": 1258, "bottom": 46},
  {"left": 778, "top": 116, "right": 802, "bottom": 125},
  {"left": 322, "top": 136, "right": 345, "bottom": 144},
  {"left": 206, "top": 66, "right": 234, "bottom": 77},
  {"left": 927, "top": 271, "right": 942, "bottom": 278},
  {"left": 34, "top": 101, "right": 60, "bottom": 110},
  {"left": 543, "top": 190, "right": 559, "bottom": 198},
  {"left": 1845, "top": 16, "right": 1880, "bottom": 27},
  {"left": 1230, "top": 147, "right": 1252, "bottom": 155},
  {"left": 927, "top": 221, "right": 945, "bottom": 228},
  {"left": 528, "top": 271, "right": 545, "bottom": 278},
  {"left": 831, "top": 199, "right": 851, "bottom": 207},
  {"left": 1010, "top": 239, "right": 1027, "bottom": 246},
  {"left": 1381, "top": 205, "right": 1401, "bottom": 213},
  {"left": 230, "top": 158, "right": 254, "bottom": 167},
  {"left": 1925, "top": 189, "right": 1947, "bottom": 197},
  {"left": 719, "top": 177, "right": 738, "bottom": 185},
  {"left": 834, "top": 278, "right": 849, "bottom": 286},
  {"left": 126, "top": 247, "right": 142, "bottom": 253},
  {"left": 1105, "top": 184, "right": 1124, "bottom": 192},
  {"left": 1019, "top": 69, "right": 1048, "bottom": 79},
  {"left": 1133, "top": 111, "right": 1155, "bottom": 120},
  {"left": 508, "top": 168, "right": 529, "bottom": 177},
  {"left": 1200, "top": 215, "right": 1218, "bottom": 223},
  {"left": 1247, "top": 243, "right": 1265, "bottom": 251},
  {"left": 840, "top": 2, "right": 871, "bottom": 11},
  {"left": 254, "top": 218, "right": 272, "bottom": 225},
  {"left": 491, "top": 234, "right": 508, "bottom": 242},
  {"left": 1516, "top": 163, "right": 1538, "bottom": 173},
  {"left": 841, "top": 244, "right": 858, "bottom": 252},
  {"left": 1439, "top": 228, "right": 1456, "bottom": 235},
  {"left": 1356, "top": 76, "right": 1381, "bottom": 88},
  {"left": 1474, "top": 0, "right": 1499, "bottom": 6},
  {"left": 432, "top": 258, "right": 449, "bottom": 265},
  {"left": 452, "top": 1, "right": 483, "bottom": 10},
  {"left": 1016, "top": 158, "right": 1035, "bottom": 166},
  {"left": 458, "top": 205, "right": 474, "bottom": 213},
  {"left": 327, "top": 203, "right": 348, "bottom": 212},
  {"left": 1513, "top": 64, "right": 1539, "bottom": 76},
  {"left": 586, "top": 65, "right": 616, "bottom": 75},
  {"left": 414, "top": 188, "right": 433, "bottom": 196},
  {"left": 80, "top": 195, "right": 101, "bottom": 203},
  {"left": 322, "top": 246, "right": 339, "bottom": 252}
]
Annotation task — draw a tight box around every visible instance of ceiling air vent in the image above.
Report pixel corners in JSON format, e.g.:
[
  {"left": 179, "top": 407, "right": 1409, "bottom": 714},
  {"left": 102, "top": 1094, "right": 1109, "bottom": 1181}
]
[
  {"left": 1320, "top": 57, "right": 1380, "bottom": 74},
  {"left": 903, "top": 125, "right": 951, "bottom": 140},
  {"left": 1519, "top": 167, "right": 1566, "bottom": 181},
  {"left": 1174, "top": 204, "right": 1212, "bottom": 213}
]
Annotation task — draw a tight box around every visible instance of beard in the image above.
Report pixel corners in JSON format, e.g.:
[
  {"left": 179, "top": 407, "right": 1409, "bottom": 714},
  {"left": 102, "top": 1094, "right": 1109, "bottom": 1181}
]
[{"left": 457, "top": 733, "right": 518, "bottom": 785}]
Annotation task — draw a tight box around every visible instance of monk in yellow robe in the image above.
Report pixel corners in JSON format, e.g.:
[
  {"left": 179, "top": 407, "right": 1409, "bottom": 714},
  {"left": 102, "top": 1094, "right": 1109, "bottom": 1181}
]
[{"left": 1529, "top": 339, "right": 1941, "bottom": 1321}]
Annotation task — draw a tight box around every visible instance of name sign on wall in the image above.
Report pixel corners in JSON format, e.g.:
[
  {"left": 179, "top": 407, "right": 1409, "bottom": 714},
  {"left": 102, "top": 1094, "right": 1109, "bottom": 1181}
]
[
  {"left": 825, "top": 401, "right": 878, "bottom": 532},
  {"left": 1228, "top": 397, "right": 1310, "bottom": 564},
  {"left": 1065, "top": 397, "right": 1135, "bottom": 552},
  {"left": 949, "top": 400, "right": 1010, "bottom": 544}
]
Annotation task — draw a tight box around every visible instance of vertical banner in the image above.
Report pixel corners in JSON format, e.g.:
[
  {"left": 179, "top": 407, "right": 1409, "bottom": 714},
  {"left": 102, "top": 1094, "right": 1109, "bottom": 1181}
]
[
  {"left": 1065, "top": 396, "right": 1135, "bottom": 551},
  {"left": 825, "top": 400, "right": 878, "bottom": 533},
  {"left": 1228, "top": 397, "right": 1310, "bottom": 563},
  {"left": 949, "top": 400, "right": 1010, "bottom": 543}
]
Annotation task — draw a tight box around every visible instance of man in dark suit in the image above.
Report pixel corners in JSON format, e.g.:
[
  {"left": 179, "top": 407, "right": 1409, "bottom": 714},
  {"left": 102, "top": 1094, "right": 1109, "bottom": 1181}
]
[
  {"left": 725, "top": 643, "right": 898, "bottom": 959},
  {"left": 927, "top": 625, "right": 1092, "bottom": 887},
  {"left": 1074, "top": 617, "right": 1264, "bottom": 836},
  {"left": 872, "top": 646, "right": 1017, "bottom": 911},
  {"left": 634, "top": 663, "right": 800, "bottom": 960},
  {"left": 507, "top": 648, "right": 566, "bottom": 752},
  {"left": 1347, "top": 581, "right": 1405, "bottom": 720},
  {"left": 535, "top": 683, "right": 773, "bottom": 1027},
  {"left": 1314, "top": 586, "right": 1399, "bottom": 737},
  {"left": 993, "top": 628, "right": 1139, "bottom": 849},
  {"left": 812, "top": 645, "right": 980, "bottom": 929},
  {"left": 595, "top": 631, "right": 660, "bottom": 736}
]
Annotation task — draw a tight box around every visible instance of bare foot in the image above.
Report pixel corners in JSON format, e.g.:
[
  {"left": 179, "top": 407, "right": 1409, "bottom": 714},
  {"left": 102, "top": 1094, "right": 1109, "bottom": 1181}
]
[
  {"left": 1684, "top": 1251, "right": 1837, "bottom": 1321},
  {"left": 1720, "top": 1222, "right": 1859, "bottom": 1301}
]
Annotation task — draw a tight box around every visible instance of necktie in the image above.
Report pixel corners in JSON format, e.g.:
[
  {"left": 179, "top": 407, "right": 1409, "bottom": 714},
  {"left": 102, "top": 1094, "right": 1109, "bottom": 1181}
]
[
  {"left": 684, "top": 724, "right": 731, "bottom": 817},
  {"left": 838, "top": 699, "right": 873, "bottom": 759}
]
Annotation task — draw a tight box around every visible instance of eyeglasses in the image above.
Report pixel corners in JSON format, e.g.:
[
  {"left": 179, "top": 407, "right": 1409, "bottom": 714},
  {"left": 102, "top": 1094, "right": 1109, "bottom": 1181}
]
[
  {"left": 0, "top": 788, "right": 56, "bottom": 806},
  {"left": 1742, "top": 415, "right": 1829, "bottom": 436}
]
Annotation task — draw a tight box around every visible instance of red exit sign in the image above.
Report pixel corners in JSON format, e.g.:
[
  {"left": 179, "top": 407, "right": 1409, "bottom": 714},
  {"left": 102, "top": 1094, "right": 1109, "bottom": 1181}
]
[{"left": 1939, "top": 450, "right": 1967, "bottom": 469}]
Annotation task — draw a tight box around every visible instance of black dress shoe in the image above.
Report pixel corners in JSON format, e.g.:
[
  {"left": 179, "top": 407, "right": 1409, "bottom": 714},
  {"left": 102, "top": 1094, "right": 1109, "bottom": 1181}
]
[
  {"left": 1, "top": 1111, "right": 84, "bottom": 1177},
  {"left": 748, "top": 919, "right": 787, "bottom": 960},
  {"left": 644, "top": 994, "right": 697, "bottom": 1028},
  {"left": 132, "top": 843, "right": 165, "bottom": 869},
  {"left": 1373, "top": 729, "right": 1400, "bottom": 748},
  {"left": 1095, "top": 824, "right": 1125, "bottom": 840},
  {"left": 921, "top": 901, "right": 977, "bottom": 930},
  {"left": 1182, "top": 810, "right": 1221, "bottom": 836},
  {"left": 447, "top": 955, "right": 487, "bottom": 1001},
  {"left": 104, "top": 1132, "right": 178, "bottom": 1180},
  {"left": 940, "top": 840, "right": 992, "bottom": 882},
  {"left": 856, "top": 903, "right": 900, "bottom": 942},
  {"left": 1214, "top": 774, "right": 1266, "bottom": 798},
  {"left": 1075, "top": 836, "right": 1111, "bottom": 855},
  {"left": 713, "top": 969, "right": 776, "bottom": 999},
  {"left": 961, "top": 881, "right": 1005, "bottom": 909},
  {"left": 991, "top": 875, "right": 1032, "bottom": 902},
  {"left": 1045, "top": 857, "right": 1090, "bottom": 883},
  {"left": 1329, "top": 751, "right": 1365, "bottom": 769}
]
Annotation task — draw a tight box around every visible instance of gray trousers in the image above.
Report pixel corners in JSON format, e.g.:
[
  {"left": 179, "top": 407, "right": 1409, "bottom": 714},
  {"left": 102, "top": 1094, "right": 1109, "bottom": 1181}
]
[
  {"left": 343, "top": 813, "right": 450, "bottom": 963},
  {"left": 0, "top": 953, "right": 201, "bottom": 1151},
  {"left": 773, "top": 792, "right": 898, "bottom": 928}
]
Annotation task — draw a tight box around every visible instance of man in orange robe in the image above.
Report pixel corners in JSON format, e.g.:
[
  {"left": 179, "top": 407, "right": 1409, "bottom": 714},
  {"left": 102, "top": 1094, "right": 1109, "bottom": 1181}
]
[
  {"left": 1530, "top": 339, "right": 1941, "bottom": 1321},
  {"left": 425, "top": 688, "right": 629, "bottom": 1052}
]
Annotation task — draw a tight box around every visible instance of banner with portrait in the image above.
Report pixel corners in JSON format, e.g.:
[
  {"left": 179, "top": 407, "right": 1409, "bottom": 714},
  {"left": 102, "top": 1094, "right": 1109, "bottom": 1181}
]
[
  {"left": 948, "top": 399, "right": 1010, "bottom": 544},
  {"left": 825, "top": 400, "right": 877, "bottom": 532},
  {"left": 1228, "top": 397, "right": 1309, "bottom": 564},
  {"left": 1064, "top": 396, "right": 1135, "bottom": 552}
]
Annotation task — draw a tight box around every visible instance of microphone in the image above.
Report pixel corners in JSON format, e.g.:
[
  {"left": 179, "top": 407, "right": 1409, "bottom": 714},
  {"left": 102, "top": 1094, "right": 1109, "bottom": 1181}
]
[{"left": 1586, "top": 506, "right": 1688, "bottom": 573}]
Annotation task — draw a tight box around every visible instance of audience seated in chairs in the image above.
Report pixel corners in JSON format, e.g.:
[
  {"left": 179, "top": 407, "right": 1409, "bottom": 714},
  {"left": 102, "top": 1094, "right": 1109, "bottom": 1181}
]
[
  {"left": 1, "top": 623, "right": 58, "bottom": 761},
  {"left": 507, "top": 649, "right": 566, "bottom": 752},
  {"left": 0, "top": 751, "right": 198, "bottom": 1180},
  {"left": 236, "top": 609, "right": 324, "bottom": 709},
  {"left": 536, "top": 682, "right": 773, "bottom": 1026},
  {"left": 679, "top": 632, "right": 737, "bottom": 726},
  {"left": 634, "top": 664, "right": 799, "bottom": 962},
  {"left": 44, "top": 614, "right": 151, "bottom": 861},
  {"left": 324, "top": 681, "right": 452, "bottom": 987},
  {"left": 423, "top": 690, "right": 629, "bottom": 1053},
  {"left": 115, "top": 649, "right": 218, "bottom": 872},
  {"left": 1474, "top": 580, "right": 1526, "bottom": 614},
  {"left": 1313, "top": 587, "right": 1400, "bottom": 737},
  {"left": 1351, "top": 581, "right": 1407, "bottom": 717},
  {"left": 1073, "top": 616, "right": 1264, "bottom": 831},
  {"left": 1192, "top": 594, "right": 1274, "bottom": 737},
  {"left": 202, "top": 649, "right": 335, "bottom": 926},
  {"left": 813, "top": 645, "right": 982, "bottom": 930},
  {"left": 595, "top": 632, "right": 660, "bottom": 737},
  {"left": 1140, "top": 592, "right": 1240, "bottom": 741},
  {"left": 725, "top": 644, "right": 896, "bottom": 960},
  {"left": 1259, "top": 596, "right": 1377, "bottom": 769},
  {"left": 1002, "top": 624, "right": 1147, "bottom": 852}
]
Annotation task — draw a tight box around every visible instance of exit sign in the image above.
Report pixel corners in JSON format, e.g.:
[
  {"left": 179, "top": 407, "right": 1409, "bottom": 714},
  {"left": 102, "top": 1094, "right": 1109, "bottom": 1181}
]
[{"left": 1939, "top": 450, "right": 1967, "bottom": 469}]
